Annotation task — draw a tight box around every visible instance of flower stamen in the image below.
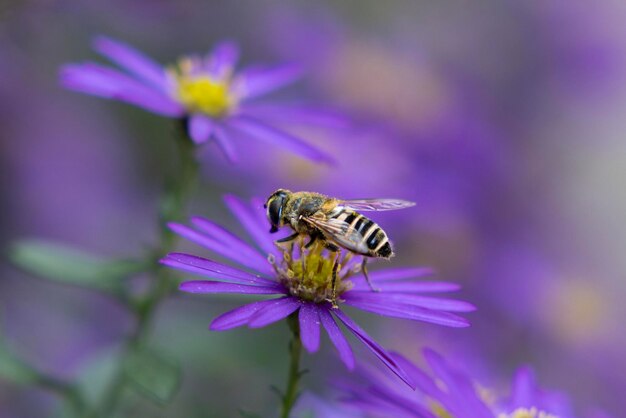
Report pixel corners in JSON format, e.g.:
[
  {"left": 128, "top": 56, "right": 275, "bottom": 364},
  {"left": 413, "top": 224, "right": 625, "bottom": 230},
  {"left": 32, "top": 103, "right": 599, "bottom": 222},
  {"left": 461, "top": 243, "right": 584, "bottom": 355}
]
[
  {"left": 273, "top": 240, "right": 355, "bottom": 304},
  {"left": 168, "top": 58, "right": 238, "bottom": 117}
]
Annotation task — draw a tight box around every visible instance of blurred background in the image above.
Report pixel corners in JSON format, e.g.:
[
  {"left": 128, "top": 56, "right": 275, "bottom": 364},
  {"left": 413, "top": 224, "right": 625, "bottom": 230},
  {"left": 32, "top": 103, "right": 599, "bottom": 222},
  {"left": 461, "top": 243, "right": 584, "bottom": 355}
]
[{"left": 1, "top": 0, "right": 626, "bottom": 416}]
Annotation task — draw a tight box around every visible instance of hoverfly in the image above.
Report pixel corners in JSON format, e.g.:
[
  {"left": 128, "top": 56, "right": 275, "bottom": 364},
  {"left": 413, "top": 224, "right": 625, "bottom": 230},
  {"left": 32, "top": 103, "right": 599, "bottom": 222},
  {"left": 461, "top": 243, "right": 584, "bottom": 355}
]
[{"left": 264, "top": 189, "right": 415, "bottom": 300}]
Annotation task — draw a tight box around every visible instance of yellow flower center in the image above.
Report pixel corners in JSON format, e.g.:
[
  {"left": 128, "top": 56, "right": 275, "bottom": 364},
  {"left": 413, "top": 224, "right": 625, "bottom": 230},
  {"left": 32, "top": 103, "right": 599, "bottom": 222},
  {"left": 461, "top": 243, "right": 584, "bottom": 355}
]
[
  {"left": 270, "top": 240, "right": 355, "bottom": 304},
  {"left": 169, "top": 58, "right": 237, "bottom": 117},
  {"left": 498, "top": 407, "right": 558, "bottom": 418}
]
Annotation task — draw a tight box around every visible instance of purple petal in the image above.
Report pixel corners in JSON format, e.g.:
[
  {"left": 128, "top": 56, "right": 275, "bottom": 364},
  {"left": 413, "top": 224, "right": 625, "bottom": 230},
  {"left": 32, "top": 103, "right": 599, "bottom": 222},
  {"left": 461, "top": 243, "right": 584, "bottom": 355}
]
[
  {"left": 350, "top": 280, "right": 460, "bottom": 293},
  {"left": 223, "top": 195, "right": 276, "bottom": 256},
  {"left": 422, "top": 349, "right": 493, "bottom": 418},
  {"left": 318, "top": 308, "right": 354, "bottom": 370},
  {"left": 332, "top": 309, "right": 415, "bottom": 389},
  {"left": 179, "top": 280, "right": 283, "bottom": 295},
  {"left": 510, "top": 366, "right": 536, "bottom": 407},
  {"left": 299, "top": 303, "right": 321, "bottom": 353},
  {"left": 160, "top": 253, "right": 275, "bottom": 286},
  {"left": 343, "top": 296, "right": 470, "bottom": 328},
  {"left": 60, "top": 63, "right": 183, "bottom": 116},
  {"left": 226, "top": 116, "right": 334, "bottom": 163},
  {"left": 390, "top": 352, "right": 444, "bottom": 399},
  {"left": 422, "top": 349, "right": 480, "bottom": 402},
  {"left": 212, "top": 123, "right": 239, "bottom": 163},
  {"left": 339, "top": 397, "right": 422, "bottom": 418},
  {"left": 364, "top": 382, "right": 436, "bottom": 418},
  {"left": 250, "top": 196, "right": 275, "bottom": 231},
  {"left": 350, "top": 267, "right": 436, "bottom": 284},
  {"left": 235, "top": 64, "right": 301, "bottom": 99},
  {"left": 248, "top": 297, "right": 301, "bottom": 328},
  {"left": 344, "top": 292, "right": 476, "bottom": 312},
  {"left": 238, "top": 103, "right": 350, "bottom": 129},
  {"left": 188, "top": 217, "right": 271, "bottom": 273},
  {"left": 167, "top": 222, "right": 272, "bottom": 274},
  {"left": 92, "top": 36, "right": 167, "bottom": 90},
  {"left": 208, "top": 41, "right": 240, "bottom": 78},
  {"left": 189, "top": 114, "right": 214, "bottom": 144},
  {"left": 210, "top": 299, "right": 281, "bottom": 331}
]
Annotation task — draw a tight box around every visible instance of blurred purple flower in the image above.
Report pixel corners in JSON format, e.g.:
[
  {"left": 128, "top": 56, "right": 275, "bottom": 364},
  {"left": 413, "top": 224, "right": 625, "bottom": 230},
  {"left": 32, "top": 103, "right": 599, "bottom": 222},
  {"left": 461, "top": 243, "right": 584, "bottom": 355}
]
[
  {"left": 339, "top": 348, "right": 604, "bottom": 418},
  {"left": 160, "top": 196, "right": 474, "bottom": 388},
  {"left": 60, "top": 36, "right": 332, "bottom": 163}
]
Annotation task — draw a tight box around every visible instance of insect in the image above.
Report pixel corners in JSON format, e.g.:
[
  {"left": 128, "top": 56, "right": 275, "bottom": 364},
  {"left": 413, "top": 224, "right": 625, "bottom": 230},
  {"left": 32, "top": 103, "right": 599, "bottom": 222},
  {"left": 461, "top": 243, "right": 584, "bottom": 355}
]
[{"left": 264, "top": 189, "right": 415, "bottom": 301}]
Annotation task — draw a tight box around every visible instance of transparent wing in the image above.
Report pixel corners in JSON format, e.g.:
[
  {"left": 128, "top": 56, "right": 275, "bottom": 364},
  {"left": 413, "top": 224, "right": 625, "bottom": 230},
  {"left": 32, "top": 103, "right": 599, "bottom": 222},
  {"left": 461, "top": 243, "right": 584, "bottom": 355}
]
[
  {"left": 303, "top": 215, "right": 369, "bottom": 254},
  {"left": 340, "top": 198, "right": 415, "bottom": 212}
]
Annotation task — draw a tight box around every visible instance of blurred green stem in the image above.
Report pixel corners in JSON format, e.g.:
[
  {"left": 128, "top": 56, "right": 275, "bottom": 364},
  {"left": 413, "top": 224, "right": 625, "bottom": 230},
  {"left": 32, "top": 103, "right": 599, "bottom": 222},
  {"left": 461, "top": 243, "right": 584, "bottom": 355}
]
[
  {"left": 96, "top": 125, "right": 198, "bottom": 417},
  {"left": 280, "top": 313, "right": 303, "bottom": 418}
]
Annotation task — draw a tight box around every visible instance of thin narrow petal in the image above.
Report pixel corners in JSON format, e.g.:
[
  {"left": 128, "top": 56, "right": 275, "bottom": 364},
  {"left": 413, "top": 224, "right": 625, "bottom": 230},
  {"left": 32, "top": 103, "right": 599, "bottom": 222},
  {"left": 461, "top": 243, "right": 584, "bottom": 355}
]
[
  {"left": 235, "top": 64, "right": 301, "bottom": 99},
  {"left": 160, "top": 253, "right": 275, "bottom": 286},
  {"left": 343, "top": 296, "right": 470, "bottom": 328},
  {"left": 212, "top": 123, "right": 239, "bottom": 163},
  {"left": 92, "top": 36, "right": 167, "bottom": 89},
  {"left": 340, "top": 396, "right": 423, "bottom": 418},
  {"left": 179, "top": 280, "right": 283, "bottom": 295},
  {"left": 344, "top": 292, "right": 476, "bottom": 312},
  {"left": 510, "top": 366, "right": 535, "bottom": 407},
  {"left": 422, "top": 349, "right": 493, "bottom": 418},
  {"left": 350, "top": 280, "right": 460, "bottom": 293},
  {"left": 208, "top": 41, "right": 240, "bottom": 78},
  {"left": 335, "top": 374, "right": 426, "bottom": 417},
  {"left": 248, "top": 297, "right": 301, "bottom": 328},
  {"left": 227, "top": 116, "right": 334, "bottom": 163},
  {"left": 299, "top": 303, "right": 321, "bottom": 353},
  {"left": 210, "top": 299, "right": 281, "bottom": 331},
  {"left": 60, "top": 63, "right": 183, "bottom": 116},
  {"left": 223, "top": 195, "right": 277, "bottom": 256},
  {"left": 318, "top": 308, "right": 355, "bottom": 370},
  {"left": 250, "top": 196, "right": 274, "bottom": 231},
  {"left": 238, "top": 103, "right": 350, "bottom": 129},
  {"left": 350, "top": 267, "right": 436, "bottom": 284},
  {"left": 391, "top": 352, "right": 444, "bottom": 399},
  {"left": 185, "top": 216, "right": 264, "bottom": 264},
  {"left": 333, "top": 309, "right": 415, "bottom": 389},
  {"left": 168, "top": 222, "right": 272, "bottom": 274},
  {"left": 367, "top": 384, "right": 437, "bottom": 418},
  {"left": 189, "top": 114, "right": 214, "bottom": 144}
]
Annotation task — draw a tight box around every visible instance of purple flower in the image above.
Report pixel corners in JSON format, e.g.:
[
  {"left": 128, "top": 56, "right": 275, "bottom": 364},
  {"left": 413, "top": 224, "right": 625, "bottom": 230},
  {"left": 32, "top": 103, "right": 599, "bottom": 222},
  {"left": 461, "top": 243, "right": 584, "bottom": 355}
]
[
  {"left": 160, "top": 195, "right": 474, "bottom": 388},
  {"left": 338, "top": 348, "right": 603, "bottom": 418},
  {"left": 60, "top": 36, "right": 332, "bottom": 163}
]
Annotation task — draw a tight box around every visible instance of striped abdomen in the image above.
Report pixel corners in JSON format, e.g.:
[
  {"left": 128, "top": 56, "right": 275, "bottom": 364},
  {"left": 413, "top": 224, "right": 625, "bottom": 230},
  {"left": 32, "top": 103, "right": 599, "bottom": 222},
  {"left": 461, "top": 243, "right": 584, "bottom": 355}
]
[{"left": 329, "top": 208, "right": 393, "bottom": 259}]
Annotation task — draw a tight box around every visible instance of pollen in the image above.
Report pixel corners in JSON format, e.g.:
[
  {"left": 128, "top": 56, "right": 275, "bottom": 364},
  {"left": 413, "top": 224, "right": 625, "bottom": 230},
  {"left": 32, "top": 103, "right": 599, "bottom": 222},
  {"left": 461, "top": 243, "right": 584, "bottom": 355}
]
[
  {"left": 271, "top": 240, "right": 355, "bottom": 304},
  {"left": 169, "top": 58, "right": 237, "bottom": 117},
  {"left": 498, "top": 407, "right": 558, "bottom": 418}
]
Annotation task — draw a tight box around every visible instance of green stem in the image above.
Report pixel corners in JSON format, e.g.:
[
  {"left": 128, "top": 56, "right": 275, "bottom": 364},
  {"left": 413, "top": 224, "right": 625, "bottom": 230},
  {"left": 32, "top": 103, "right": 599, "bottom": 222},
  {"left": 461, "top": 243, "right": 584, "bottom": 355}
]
[
  {"left": 95, "top": 125, "right": 198, "bottom": 418},
  {"left": 280, "top": 313, "right": 303, "bottom": 418}
]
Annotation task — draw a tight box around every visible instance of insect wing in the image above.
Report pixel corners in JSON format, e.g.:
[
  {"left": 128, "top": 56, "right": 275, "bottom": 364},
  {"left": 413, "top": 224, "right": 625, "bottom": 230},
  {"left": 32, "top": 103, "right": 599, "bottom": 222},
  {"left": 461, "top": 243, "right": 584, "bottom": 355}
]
[
  {"left": 340, "top": 198, "right": 415, "bottom": 212},
  {"left": 303, "top": 216, "right": 369, "bottom": 254}
]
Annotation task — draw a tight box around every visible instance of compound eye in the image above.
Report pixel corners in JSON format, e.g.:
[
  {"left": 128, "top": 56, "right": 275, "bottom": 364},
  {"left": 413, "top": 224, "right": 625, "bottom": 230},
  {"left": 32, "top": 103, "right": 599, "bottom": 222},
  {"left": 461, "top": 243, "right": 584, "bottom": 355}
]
[{"left": 268, "top": 197, "right": 284, "bottom": 227}]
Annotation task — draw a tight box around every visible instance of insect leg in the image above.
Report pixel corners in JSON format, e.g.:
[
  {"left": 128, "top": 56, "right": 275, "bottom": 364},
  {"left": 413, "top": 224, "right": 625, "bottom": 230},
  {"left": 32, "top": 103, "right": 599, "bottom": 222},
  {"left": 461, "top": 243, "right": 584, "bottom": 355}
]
[
  {"left": 304, "top": 233, "right": 318, "bottom": 249},
  {"left": 331, "top": 250, "right": 341, "bottom": 308},
  {"left": 275, "top": 232, "right": 299, "bottom": 244},
  {"left": 361, "top": 258, "right": 380, "bottom": 292}
]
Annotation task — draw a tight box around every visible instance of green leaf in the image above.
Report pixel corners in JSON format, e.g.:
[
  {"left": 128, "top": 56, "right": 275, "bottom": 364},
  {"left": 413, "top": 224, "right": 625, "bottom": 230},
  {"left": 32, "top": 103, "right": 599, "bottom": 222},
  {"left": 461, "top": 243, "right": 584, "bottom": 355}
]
[
  {"left": 8, "top": 239, "right": 144, "bottom": 291},
  {"left": 0, "top": 341, "right": 38, "bottom": 385},
  {"left": 123, "top": 346, "right": 180, "bottom": 404}
]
